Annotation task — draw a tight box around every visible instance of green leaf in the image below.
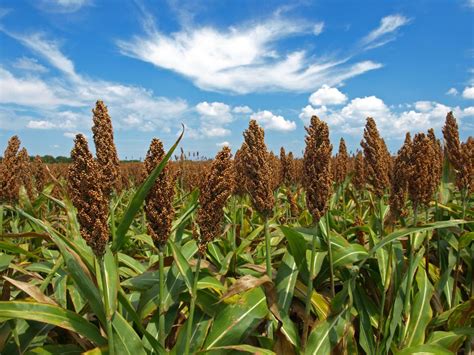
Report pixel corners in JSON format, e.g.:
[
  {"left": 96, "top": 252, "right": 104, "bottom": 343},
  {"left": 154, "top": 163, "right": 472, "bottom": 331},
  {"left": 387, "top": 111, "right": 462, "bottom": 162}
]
[
  {"left": 102, "top": 246, "right": 119, "bottom": 318},
  {"left": 25, "top": 344, "right": 83, "bottom": 354},
  {"left": 395, "top": 344, "right": 453, "bottom": 355},
  {"left": 0, "top": 301, "right": 106, "bottom": 346},
  {"left": 204, "top": 287, "right": 268, "bottom": 349},
  {"left": 427, "top": 329, "right": 472, "bottom": 352},
  {"left": 173, "top": 309, "right": 211, "bottom": 354},
  {"left": 201, "top": 344, "right": 275, "bottom": 354},
  {"left": 112, "top": 127, "right": 184, "bottom": 252},
  {"left": 404, "top": 267, "right": 434, "bottom": 347},
  {"left": 275, "top": 251, "right": 298, "bottom": 315},
  {"left": 169, "top": 239, "right": 194, "bottom": 295},
  {"left": 112, "top": 311, "right": 147, "bottom": 355},
  {"left": 305, "top": 307, "right": 348, "bottom": 355}
]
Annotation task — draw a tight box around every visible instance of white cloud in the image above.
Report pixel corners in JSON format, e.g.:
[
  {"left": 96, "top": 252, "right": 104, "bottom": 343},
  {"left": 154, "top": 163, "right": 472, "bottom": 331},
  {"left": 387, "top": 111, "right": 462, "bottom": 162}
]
[
  {"left": 250, "top": 110, "right": 296, "bottom": 131},
  {"left": 313, "top": 22, "right": 325, "bottom": 36},
  {"left": 196, "top": 101, "right": 233, "bottom": 124},
  {"left": 309, "top": 85, "right": 347, "bottom": 106},
  {"left": 216, "top": 141, "right": 230, "bottom": 147},
  {"left": 205, "top": 127, "right": 231, "bottom": 137},
  {"left": 362, "top": 14, "right": 410, "bottom": 49},
  {"left": 446, "top": 87, "right": 458, "bottom": 96},
  {"left": 0, "top": 67, "right": 74, "bottom": 107},
  {"left": 299, "top": 104, "right": 329, "bottom": 124},
  {"left": 233, "top": 105, "right": 253, "bottom": 114},
  {"left": 37, "top": 0, "right": 92, "bottom": 13},
  {"left": 462, "top": 86, "right": 474, "bottom": 99},
  {"left": 27, "top": 120, "right": 56, "bottom": 129},
  {"left": 118, "top": 17, "right": 382, "bottom": 94},
  {"left": 13, "top": 57, "right": 48, "bottom": 73},
  {"left": 0, "top": 31, "right": 189, "bottom": 132}
]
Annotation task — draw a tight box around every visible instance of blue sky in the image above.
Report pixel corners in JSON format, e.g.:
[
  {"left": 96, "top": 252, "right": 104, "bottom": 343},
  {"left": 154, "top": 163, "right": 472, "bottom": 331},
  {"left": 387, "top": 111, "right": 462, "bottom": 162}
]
[{"left": 0, "top": 0, "right": 473, "bottom": 159}]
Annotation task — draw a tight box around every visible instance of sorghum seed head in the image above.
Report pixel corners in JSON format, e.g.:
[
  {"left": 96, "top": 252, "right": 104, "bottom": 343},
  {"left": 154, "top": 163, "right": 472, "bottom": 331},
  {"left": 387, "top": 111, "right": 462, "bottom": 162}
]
[
  {"left": 68, "top": 134, "right": 109, "bottom": 257},
  {"left": 196, "top": 146, "right": 235, "bottom": 255},
  {"left": 0, "top": 135, "right": 21, "bottom": 203},
  {"left": 389, "top": 133, "right": 412, "bottom": 219},
  {"left": 92, "top": 100, "right": 121, "bottom": 196},
  {"left": 335, "top": 137, "right": 349, "bottom": 184},
  {"left": 241, "top": 120, "right": 275, "bottom": 217},
  {"left": 352, "top": 150, "right": 366, "bottom": 190},
  {"left": 144, "top": 138, "right": 176, "bottom": 250},
  {"left": 303, "top": 116, "right": 333, "bottom": 223},
  {"left": 360, "top": 117, "right": 390, "bottom": 197}
]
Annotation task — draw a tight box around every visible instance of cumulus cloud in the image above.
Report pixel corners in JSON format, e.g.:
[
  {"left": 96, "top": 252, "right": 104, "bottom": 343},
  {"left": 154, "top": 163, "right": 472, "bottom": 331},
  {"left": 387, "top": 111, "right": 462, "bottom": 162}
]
[
  {"left": 309, "top": 85, "right": 347, "bottom": 106},
  {"left": 250, "top": 110, "right": 296, "bottom": 131},
  {"left": 462, "top": 86, "right": 474, "bottom": 99},
  {"left": 299, "top": 94, "right": 474, "bottom": 138},
  {"left": 216, "top": 141, "right": 230, "bottom": 147},
  {"left": 233, "top": 105, "right": 253, "bottom": 114},
  {"left": 118, "top": 16, "right": 383, "bottom": 94},
  {"left": 446, "top": 87, "right": 458, "bottom": 96},
  {"left": 361, "top": 14, "right": 410, "bottom": 49}
]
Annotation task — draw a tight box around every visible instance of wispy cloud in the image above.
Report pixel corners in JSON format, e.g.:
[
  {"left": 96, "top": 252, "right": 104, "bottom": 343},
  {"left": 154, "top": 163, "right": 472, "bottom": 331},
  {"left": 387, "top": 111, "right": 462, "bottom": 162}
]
[
  {"left": 36, "top": 0, "right": 92, "bottom": 13},
  {"left": 12, "top": 57, "right": 48, "bottom": 73},
  {"left": 361, "top": 14, "right": 410, "bottom": 49},
  {"left": 117, "top": 15, "right": 383, "bottom": 94},
  {"left": 0, "top": 30, "right": 189, "bottom": 132}
]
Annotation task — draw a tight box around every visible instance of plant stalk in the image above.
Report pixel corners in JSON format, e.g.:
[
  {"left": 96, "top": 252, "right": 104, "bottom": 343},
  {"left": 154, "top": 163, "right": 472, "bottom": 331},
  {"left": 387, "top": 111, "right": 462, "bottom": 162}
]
[
  {"left": 376, "top": 198, "right": 387, "bottom": 351},
  {"left": 264, "top": 216, "right": 272, "bottom": 279},
  {"left": 302, "top": 224, "right": 318, "bottom": 347},
  {"left": 451, "top": 189, "right": 466, "bottom": 305},
  {"left": 326, "top": 213, "right": 335, "bottom": 297},
  {"left": 158, "top": 248, "right": 166, "bottom": 348},
  {"left": 100, "top": 259, "right": 115, "bottom": 355},
  {"left": 184, "top": 252, "right": 201, "bottom": 355}
]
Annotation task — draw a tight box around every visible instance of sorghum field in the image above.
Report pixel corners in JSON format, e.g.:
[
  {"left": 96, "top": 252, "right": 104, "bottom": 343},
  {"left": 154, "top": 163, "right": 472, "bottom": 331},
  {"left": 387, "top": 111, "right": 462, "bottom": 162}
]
[{"left": 0, "top": 101, "right": 472, "bottom": 354}]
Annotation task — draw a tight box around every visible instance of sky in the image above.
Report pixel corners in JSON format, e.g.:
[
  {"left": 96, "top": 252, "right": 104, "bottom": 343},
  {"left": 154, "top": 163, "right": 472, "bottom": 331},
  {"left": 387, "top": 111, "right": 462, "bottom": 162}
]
[{"left": 0, "top": 0, "right": 473, "bottom": 160}]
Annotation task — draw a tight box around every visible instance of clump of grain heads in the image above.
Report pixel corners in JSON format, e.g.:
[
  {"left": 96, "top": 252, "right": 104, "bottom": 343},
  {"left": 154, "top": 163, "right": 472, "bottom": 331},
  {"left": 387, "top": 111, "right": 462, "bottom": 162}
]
[
  {"left": 144, "top": 138, "right": 176, "bottom": 250},
  {"left": 196, "top": 146, "right": 235, "bottom": 255},
  {"left": 352, "top": 151, "right": 366, "bottom": 190},
  {"left": 32, "top": 155, "right": 48, "bottom": 193},
  {"left": 17, "top": 147, "right": 33, "bottom": 199},
  {"left": 92, "top": 100, "right": 121, "bottom": 196},
  {"left": 427, "top": 128, "right": 443, "bottom": 187},
  {"left": 0, "top": 136, "right": 21, "bottom": 203},
  {"left": 360, "top": 117, "right": 390, "bottom": 197},
  {"left": 303, "top": 116, "right": 333, "bottom": 223},
  {"left": 233, "top": 144, "right": 249, "bottom": 196},
  {"left": 68, "top": 134, "right": 109, "bottom": 257},
  {"left": 389, "top": 133, "right": 412, "bottom": 219},
  {"left": 442, "top": 112, "right": 473, "bottom": 193},
  {"left": 241, "top": 120, "right": 275, "bottom": 217},
  {"left": 334, "top": 138, "right": 349, "bottom": 184},
  {"left": 407, "top": 133, "right": 438, "bottom": 210}
]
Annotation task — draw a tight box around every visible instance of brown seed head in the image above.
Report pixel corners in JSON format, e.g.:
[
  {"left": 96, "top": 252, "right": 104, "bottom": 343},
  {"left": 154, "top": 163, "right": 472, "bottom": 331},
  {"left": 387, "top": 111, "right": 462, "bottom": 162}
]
[
  {"left": 407, "top": 133, "right": 438, "bottom": 209},
  {"left": 427, "top": 128, "right": 443, "bottom": 192},
  {"left": 360, "top": 117, "right": 390, "bottom": 197},
  {"left": 144, "top": 138, "right": 176, "bottom": 250},
  {"left": 92, "top": 100, "right": 121, "bottom": 196},
  {"left": 0, "top": 135, "right": 21, "bottom": 203},
  {"left": 442, "top": 112, "right": 473, "bottom": 193},
  {"left": 17, "top": 148, "right": 33, "bottom": 199},
  {"left": 32, "top": 155, "right": 48, "bottom": 193},
  {"left": 352, "top": 150, "right": 366, "bottom": 190},
  {"left": 334, "top": 138, "right": 349, "bottom": 184},
  {"left": 234, "top": 143, "right": 249, "bottom": 196},
  {"left": 196, "top": 146, "right": 235, "bottom": 255},
  {"left": 389, "top": 133, "right": 412, "bottom": 218},
  {"left": 241, "top": 120, "right": 275, "bottom": 217},
  {"left": 68, "top": 134, "right": 109, "bottom": 257},
  {"left": 303, "top": 116, "right": 333, "bottom": 223}
]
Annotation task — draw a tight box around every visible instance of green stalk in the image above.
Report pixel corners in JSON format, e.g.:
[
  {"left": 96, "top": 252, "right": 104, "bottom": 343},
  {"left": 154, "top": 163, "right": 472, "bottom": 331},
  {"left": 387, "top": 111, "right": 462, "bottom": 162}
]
[
  {"left": 158, "top": 248, "right": 166, "bottom": 348},
  {"left": 0, "top": 205, "right": 3, "bottom": 235},
  {"left": 100, "top": 259, "right": 115, "bottom": 355},
  {"left": 451, "top": 189, "right": 466, "bottom": 305},
  {"left": 401, "top": 204, "right": 418, "bottom": 343},
  {"left": 376, "top": 198, "right": 387, "bottom": 351},
  {"left": 424, "top": 209, "right": 430, "bottom": 277},
  {"left": 326, "top": 213, "right": 335, "bottom": 297},
  {"left": 264, "top": 216, "right": 272, "bottom": 279},
  {"left": 302, "top": 224, "right": 318, "bottom": 347},
  {"left": 184, "top": 253, "right": 201, "bottom": 355}
]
